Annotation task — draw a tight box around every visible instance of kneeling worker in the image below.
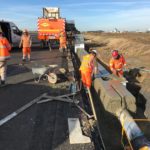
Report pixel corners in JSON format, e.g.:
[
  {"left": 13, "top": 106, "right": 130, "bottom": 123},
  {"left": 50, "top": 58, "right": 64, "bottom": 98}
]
[
  {"left": 109, "top": 50, "right": 126, "bottom": 77},
  {"left": 79, "top": 49, "right": 97, "bottom": 89}
]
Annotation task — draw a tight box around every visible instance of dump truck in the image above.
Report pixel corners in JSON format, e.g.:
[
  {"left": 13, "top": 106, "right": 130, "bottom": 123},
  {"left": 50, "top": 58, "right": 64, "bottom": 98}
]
[{"left": 37, "top": 7, "right": 67, "bottom": 51}]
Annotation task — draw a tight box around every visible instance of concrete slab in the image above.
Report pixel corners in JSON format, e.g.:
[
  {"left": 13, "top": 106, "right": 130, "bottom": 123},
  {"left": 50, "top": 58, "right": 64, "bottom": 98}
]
[
  {"left": 110, "top": 80, "right": 136, "bottom": 113},
  {"left": 94, "top": 78, "right": 121, "bottom": 114},
  {"left": 68, "top": 118, "right": 91, "bottom": 144}
]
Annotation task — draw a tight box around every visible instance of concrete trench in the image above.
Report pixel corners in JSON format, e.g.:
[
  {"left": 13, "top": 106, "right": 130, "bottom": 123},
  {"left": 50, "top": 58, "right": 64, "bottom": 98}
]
[
  {"left": 75, "top": 48, "right": 136, "bottom": 114},
  {"left": 73, "top": 48, "right": 150, "bottom": 149}
]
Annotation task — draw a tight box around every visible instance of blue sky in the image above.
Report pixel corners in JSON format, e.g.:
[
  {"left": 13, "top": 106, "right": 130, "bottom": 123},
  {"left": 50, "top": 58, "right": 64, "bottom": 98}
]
[{"left": 1, "top": 0, "right": 150, "bottom": 31}]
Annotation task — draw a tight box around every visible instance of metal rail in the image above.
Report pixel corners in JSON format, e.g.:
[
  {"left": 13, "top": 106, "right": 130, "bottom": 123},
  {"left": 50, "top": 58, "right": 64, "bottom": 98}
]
[{"left": 0, "top": 93, "right": 47, "bottom": 126}]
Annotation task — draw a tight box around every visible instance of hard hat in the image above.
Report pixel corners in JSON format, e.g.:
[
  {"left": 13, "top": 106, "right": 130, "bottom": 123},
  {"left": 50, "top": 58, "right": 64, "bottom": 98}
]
[
  {"left": 0, "top": 26, "right": 3, "bottom": 33},
  {"left": 23, "top": 29, "right": 28, "bottom": 33},
  {"left": 91, "top": 49, "right": 97, "bottom": 54},
  {"left": 139, "top": 146, "right": 150, "bottom": 150},
  {"left": 112, "top": 50, "right": 119, "bottom": 58}
]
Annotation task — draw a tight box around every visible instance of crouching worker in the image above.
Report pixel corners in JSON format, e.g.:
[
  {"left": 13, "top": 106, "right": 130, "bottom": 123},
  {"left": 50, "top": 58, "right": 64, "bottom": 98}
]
[
  {"left": 0, "top": 26, "right": 11, "bottom": 85},
  {"left": 109, "top": 50, "right": 126, "bottom": 77},
  {"left": 19, "top": 29, "right": 32, "bottom": 62},
  {"left": 79, "top": 50, "right": 97, "bottom": 89}
]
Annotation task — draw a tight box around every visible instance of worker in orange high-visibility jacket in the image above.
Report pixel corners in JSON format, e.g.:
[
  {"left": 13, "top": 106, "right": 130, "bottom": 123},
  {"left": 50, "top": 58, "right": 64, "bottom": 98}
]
[
  {"left": 79, "top": 50, "right": 97, "bottom": 88},
  {"left": 0, "top": 26, "right": 11, "bottom": 85},
  {"left": 109, "top": 50, "right": 126, "bottom": 77},
  {"left": 59, "top": 31, "right": 67, "bottom": 51},
  {"left": 19, "top": 29, "right": 32, "bottom": 61}
]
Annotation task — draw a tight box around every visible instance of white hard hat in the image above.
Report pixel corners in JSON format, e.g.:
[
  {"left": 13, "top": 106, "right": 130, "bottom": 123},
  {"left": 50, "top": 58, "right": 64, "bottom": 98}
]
[
  {"left": 23, "top": 29, "right": 28, "bottom": 33},
  {"left": 91, "top": 49, "right": 97, "bottom": 54}
]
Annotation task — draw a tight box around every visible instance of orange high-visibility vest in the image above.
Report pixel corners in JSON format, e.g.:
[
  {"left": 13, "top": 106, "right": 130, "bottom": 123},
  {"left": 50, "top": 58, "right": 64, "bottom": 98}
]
[
  {"left": 0, "top": 37, "right": 11, "bottom": 61},
  {"left": 79, "top": 54, "right": 94, "bottom": 73},
  {"left": 60, "top": 36, "right": 66, "bottom": 44},
  {"left": 21, "top": 35, "right": 31, "bottom": 48},
  {"left": 109, "top": 55, "right": 126, "bottom": 71},
  {"left": 59, "top": 34, "right": 66, "bottom": 48}
]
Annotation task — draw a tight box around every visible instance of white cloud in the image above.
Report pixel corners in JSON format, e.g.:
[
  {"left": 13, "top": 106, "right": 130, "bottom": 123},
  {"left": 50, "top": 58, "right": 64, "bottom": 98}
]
[
  {"left": 116, "top": 8, "right": 150, "bottom": 18},
  {"left": 73, "top": 6, "right": 150, "bottom": 31},
  {"left": 62, "top": 1, "right": 150, "bottom": 7},
  {"left": 1, "top": 3, "right": 150, "bottom": 31},
  {"left": 0, "top": 4, "right": 42, "bottom": 30}
]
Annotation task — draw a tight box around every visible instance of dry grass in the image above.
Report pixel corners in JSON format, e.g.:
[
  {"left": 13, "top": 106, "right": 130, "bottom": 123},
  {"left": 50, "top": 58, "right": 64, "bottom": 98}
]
[{"left": 83, "top": 32, "right": 150, "bottom": 68}]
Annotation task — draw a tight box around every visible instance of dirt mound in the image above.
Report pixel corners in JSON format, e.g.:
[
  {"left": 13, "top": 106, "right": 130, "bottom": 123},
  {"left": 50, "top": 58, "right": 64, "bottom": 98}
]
[
  {"left": 84, "top": 32, "right": 150, "bottom": 69},
  {"left": 84, "top": 32, "right": 150, "bottom": 58}
]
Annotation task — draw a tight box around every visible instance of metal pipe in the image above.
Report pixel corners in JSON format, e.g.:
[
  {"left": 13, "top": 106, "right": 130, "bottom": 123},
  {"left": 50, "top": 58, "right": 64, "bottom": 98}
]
[
  {"left": 0, "top": 93, "right": 47, "bottom": 126},
  {"left": 87, "top": 88, "right": 97, "bottom": 121},
  {"left": 37, "top": 92, "right": 79, "bottom": 104},
  {"left": 116, "top": 108, "right": 150, "bottom": 150}
]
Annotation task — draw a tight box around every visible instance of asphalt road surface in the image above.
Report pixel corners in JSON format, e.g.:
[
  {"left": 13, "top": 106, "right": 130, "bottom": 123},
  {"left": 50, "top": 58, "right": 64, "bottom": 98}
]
[{"left": 0, "top": 36, "right": 94, "bottom": 150}]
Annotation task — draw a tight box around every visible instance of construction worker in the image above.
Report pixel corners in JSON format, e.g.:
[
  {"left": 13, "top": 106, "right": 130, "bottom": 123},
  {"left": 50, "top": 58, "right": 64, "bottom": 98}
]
[
  {"left": 0, "top": 26, "right": 11, "bottom": 85},
  {"left": 109, "top": 50, "right": 126, "bottom": 77},
  {"left": 79, "top": 50, "right": 97, "bottom": 88},
  {"left": 19, "top": 29, "right": 32, "bottom": 61},
  {"left": 59, "top": 31, "right": 67, "bottom": 51}
]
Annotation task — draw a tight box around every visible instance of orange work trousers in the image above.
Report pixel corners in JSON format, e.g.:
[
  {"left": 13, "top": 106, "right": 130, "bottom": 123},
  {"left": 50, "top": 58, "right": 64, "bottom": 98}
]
[
  {"left": 60, "top": 42, "right": 67, "bottom": 49},
  {"left": 23, "top": 47, "right": 31, "bottom": 56},
  {"left": 81, "top": 71, "right": 92, "bottom": 88}
]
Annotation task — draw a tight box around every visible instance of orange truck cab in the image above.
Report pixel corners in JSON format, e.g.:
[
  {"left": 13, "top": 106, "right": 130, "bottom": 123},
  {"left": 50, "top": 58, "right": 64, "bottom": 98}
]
[{"left": 37, "top": 7, "right": 67, "bottom": 51}]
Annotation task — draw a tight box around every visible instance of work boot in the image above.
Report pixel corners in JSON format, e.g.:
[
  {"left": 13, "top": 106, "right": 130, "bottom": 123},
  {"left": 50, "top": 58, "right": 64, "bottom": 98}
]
[{"left": 22, "top": 58, "right": 26, "bottom": 62}]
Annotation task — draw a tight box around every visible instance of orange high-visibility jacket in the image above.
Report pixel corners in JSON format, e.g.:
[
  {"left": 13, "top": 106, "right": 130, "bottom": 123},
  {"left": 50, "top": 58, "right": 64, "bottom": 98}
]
[
  {"left": 0, "top": 37, "right": 11, "bottom": 61},
  {"left": 79, "top": 54, "right": 94, "bottom": 73},
  {"left": 109, "top": 55, "right": 126, "bottom": 71}
]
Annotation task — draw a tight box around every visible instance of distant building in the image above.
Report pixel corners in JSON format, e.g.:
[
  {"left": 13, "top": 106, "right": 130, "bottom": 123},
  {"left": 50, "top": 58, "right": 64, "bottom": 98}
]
[
  {"left": 113, "top": 28, "right": 120, "bottom": 33},
  {"left": 146, "top": 28, "right": 150, "bottom": 33}
]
